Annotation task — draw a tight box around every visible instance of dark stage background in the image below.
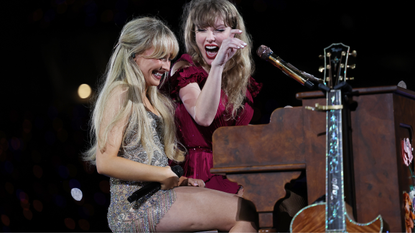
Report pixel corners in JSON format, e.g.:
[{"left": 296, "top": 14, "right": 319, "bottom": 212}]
[{"left": 1, "top": 0, "right": 414, "bottom": 231}]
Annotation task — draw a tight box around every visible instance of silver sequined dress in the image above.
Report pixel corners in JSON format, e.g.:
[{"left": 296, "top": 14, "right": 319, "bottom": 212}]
[{"left": 107, "top": 111, "right": 176, "bottom": 232}]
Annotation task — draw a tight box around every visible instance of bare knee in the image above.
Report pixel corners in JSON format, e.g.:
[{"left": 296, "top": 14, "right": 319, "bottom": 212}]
[{"left": 236, "top": 198, "right": 258, "bottom": 228}]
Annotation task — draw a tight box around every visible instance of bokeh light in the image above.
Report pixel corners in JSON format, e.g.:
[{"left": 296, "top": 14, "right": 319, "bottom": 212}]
[
  {"left": 33, "top": 200, "right": 43, "bottom": 212},
  {"left": 19, "top": 191, "right": 29, "bottom": 204},
  {"left": 78, "top": 84, "right": 92, "bottom": 99},
  {"left": 78, "top": 219, "right": 90, "bottom": 231},
  {"left": 23, "top": 209, "right": 33, "bottom": 220},
  {"left": 64, "top": 218, "right": 76, "bottom": 230},
  {"left": 71, "top": 188, "right": 83, "bottom": 201},
  {"left": 1, "top": 215, "right": 10, "bottom": 226}
]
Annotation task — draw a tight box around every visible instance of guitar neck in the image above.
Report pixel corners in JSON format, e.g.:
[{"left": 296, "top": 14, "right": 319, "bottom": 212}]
[
  {"left": 326, "top": 89, "right": 346, "bottom": 231},
  {"left": 291, "top": 43, "right": 382, "bottom": 233}
]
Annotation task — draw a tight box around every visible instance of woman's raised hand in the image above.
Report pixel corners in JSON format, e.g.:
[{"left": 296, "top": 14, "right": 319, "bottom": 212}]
[{"left": 211, "top": 29, "right": 247, "bottom": 67}]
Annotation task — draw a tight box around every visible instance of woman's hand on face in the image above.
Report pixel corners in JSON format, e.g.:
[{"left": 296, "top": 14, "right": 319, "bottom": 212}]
[
  {"left": 211, "top": 29, "right": 247, "bottom": 67},
  {"left": 179, "top": 177, "right": 206, "bottom": 188},
  {"left": 159, "top": 166, "right": 180, "bottom": 190}
]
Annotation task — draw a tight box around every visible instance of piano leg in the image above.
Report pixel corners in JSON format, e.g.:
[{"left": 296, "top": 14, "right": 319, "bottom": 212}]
[{"left": 226, "top": 171, "right": 302, "bottom": 231}]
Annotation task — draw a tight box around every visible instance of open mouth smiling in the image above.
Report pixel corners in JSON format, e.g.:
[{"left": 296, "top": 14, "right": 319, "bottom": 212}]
[
  {"left": 152, "top": 70, "right": 164, "bottom": 79},
  {"left": 205, "top": 45, "right": 219, "bottom": 59}
]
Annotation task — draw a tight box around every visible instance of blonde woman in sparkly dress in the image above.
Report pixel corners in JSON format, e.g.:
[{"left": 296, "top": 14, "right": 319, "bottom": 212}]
[{"left": 84, "top": 17, "right": 257, "bottom": 232}]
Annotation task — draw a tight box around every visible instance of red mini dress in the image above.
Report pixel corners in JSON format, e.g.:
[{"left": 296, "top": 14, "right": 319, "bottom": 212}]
[{"left": 168, "top": 54, "right": 262, "bottom": 194}]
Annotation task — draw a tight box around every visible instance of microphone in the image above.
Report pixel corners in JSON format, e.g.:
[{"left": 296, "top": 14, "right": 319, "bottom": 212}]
[
  {"left": 127, "top": 165, "right": 184, "bottom": 203},
  {"left": 256, "top": 45, "right": 325, "bottom": 90}
]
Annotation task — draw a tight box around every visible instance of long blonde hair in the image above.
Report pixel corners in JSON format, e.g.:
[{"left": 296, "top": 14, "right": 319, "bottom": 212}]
[
  {"left": 181, "top": 0, "right": 255, "bottom": 118},
  {"left": 84, "top": 17, "right": 185, "bottom": 164}
]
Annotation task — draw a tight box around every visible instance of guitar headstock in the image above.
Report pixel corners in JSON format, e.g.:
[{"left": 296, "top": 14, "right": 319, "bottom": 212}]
[{"left": 319, "top": 43, "right": 356, "bottom": 89}]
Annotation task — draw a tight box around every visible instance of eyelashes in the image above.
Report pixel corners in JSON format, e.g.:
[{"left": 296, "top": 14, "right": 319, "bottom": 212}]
[
  {"left": 158, "top": 57, "right": 173, "bottom": 62},
  {"left": 196, "top": 27, "right": 226, "bottom": 32}
]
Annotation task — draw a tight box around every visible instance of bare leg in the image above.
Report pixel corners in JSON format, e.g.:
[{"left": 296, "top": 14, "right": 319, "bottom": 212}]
[{"left": 156, "top": 186, "right": 257, "bottom": 232}]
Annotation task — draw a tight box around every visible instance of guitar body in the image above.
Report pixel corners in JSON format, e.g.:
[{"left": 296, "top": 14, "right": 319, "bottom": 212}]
[{"left": 290, "top": 203, "right": 383, "bottom": 232}]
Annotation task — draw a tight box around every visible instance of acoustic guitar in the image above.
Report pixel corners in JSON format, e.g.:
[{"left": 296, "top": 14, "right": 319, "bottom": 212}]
[{"left": 290, "top": 43, "right": 383, "bottom": 232}]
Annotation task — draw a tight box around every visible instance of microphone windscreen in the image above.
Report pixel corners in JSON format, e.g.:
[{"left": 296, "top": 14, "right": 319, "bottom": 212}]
[
  {"left": 171, "top": 165, "right": 183, "bottom": 177},
  {"left": 256, "top": 45, "right": 273, "bottom": 60}
]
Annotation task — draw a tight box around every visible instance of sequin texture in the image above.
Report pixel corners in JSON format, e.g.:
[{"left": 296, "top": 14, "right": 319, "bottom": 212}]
[{"left": 107, "top": 111, "right": 176, "bottom": 232}]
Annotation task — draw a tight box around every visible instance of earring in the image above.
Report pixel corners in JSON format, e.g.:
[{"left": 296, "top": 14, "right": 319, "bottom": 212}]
[{"left": 132, "top": 53, "right": 136, "bottom": 58}]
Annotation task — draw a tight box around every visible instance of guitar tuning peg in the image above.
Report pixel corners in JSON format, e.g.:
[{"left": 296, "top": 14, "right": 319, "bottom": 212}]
[
  {"left": 346, "top": 77, "right": 355, "bottom": 81},
  {"left": 349, "top": 50, "right": 357, "bottom": 57},
  {"left": 347, "top": 64, "right": 356, "bottom": 69},
  {"left": 319, "top": 55, "right": 324, "bottom": 59},
  {"left": 318, "top": 66, "right": 325, "bottom": 72}
]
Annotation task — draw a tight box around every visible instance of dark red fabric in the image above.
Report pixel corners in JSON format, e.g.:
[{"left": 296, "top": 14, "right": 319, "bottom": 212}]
[{"left": 168, "top": 54, "right": 262, "bottom": 194}]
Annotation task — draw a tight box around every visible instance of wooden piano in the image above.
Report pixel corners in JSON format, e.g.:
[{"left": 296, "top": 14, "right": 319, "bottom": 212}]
[{"left": 211, "top": 85, "right": 415, "bottom": 232}]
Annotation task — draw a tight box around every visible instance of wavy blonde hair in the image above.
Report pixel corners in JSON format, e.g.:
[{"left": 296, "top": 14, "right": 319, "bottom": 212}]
[
  {"left": 84, "top": 17, "right": 185, "bottom": 165},
  {"left": 181, "top": 0, "right": 255, "bottom": 118}
]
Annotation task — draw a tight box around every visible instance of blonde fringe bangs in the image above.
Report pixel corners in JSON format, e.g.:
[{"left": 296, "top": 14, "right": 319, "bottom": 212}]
[
  {"left": 149, "top": 32, "right": 179, "bottom": 60},
  {"left": 192, "top": 2, "right": 237, "bottom": 30}
]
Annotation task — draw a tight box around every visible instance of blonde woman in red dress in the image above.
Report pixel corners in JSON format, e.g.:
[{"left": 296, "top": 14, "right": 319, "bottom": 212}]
[{"left": 168, "top": 0, "right": 262, "bottom": 195}]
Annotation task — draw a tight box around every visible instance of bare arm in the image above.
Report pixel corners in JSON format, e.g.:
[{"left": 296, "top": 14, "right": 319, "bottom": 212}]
[
  {"left": 179, "top": 29, "right": 247, "bottom": 126},
  {"left": 95, "top": 86, "right": 178, "bottom": 189},
  {"left": 179, "top": 66, "right": 222, "bottom": 127}
]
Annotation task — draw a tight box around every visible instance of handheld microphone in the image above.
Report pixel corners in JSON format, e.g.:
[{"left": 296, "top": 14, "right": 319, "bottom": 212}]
[
  {"left": 127, "top": 165, "right": 184, "bottom": 203},
  {"left": 256, "top": 45, "right": 325, "bottom": 90}
]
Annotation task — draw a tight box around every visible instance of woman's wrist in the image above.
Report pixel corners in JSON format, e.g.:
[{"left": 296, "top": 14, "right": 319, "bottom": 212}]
[
  {"left": 210, "top": 62, "right": 225, "bottom": 70},
  {"left": 156, "top": 166, "right": 173, "bottom": 183}
]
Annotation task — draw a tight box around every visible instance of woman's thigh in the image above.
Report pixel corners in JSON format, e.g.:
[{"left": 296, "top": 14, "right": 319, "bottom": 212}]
[{"left": 156, "top": 186, "right": 253, "bottom": 232}]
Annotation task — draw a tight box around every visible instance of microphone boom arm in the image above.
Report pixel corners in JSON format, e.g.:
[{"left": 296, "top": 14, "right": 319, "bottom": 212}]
[{"left": 268, "top": 55, "right": 312, "bottom": 88}]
